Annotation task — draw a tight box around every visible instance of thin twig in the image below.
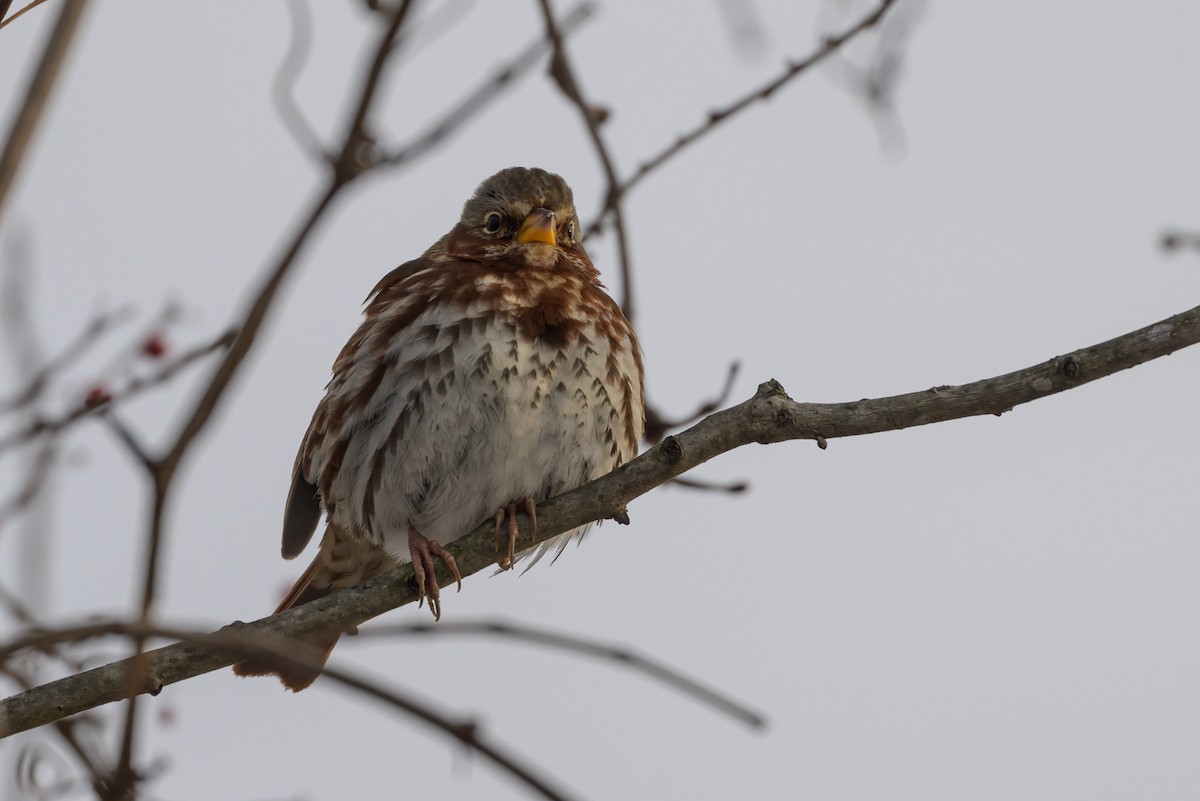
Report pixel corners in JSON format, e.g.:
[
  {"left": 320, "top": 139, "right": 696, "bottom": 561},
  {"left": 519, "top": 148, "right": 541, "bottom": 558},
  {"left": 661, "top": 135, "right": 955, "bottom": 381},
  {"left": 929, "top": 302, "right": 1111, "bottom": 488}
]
[
  {"left": 363, "top": 620, "right": 765, "bottom": 728},
  {"left": 99, "top": 411, "right": 153, "bottom": 472},
  {"left": 668, "top": 475, "right": 748, "bottom": 493},
  {"left": 0, "top": 329, "right": 235, "bottom": 455},
  {"left": 0, "top": 312, "right": 124, "bottom": 416},
  {"left": 0, "top": 440, "right": 56, "bottom": 529},
  {"left": 584, "top": 0, "right": 899, "bottom": 236},
  {"left": 272, "top": 0, "right": 326, "bottom": 162},
  {"left": 334, "top": 0, "right": 417, "bottom": 181},
  {"left": 379, "top": 2, "right": 595, "bottom": 169},
  {"left": 625, "top": 0, "right": 898, "bottom": 194},
  {"left": 644, "top": 360, "right": 740, "bottom": 444},
  {"left": 823, "top": 0, "right": 924, "bottom": 156}
]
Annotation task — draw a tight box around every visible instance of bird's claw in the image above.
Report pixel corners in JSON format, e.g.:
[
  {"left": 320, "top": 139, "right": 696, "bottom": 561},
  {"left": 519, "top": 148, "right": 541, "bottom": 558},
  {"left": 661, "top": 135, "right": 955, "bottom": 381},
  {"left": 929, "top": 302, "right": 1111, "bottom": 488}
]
[
  {"left": 408, "top": 526, "right": 461, "bottom": 621},
  {"left": 495, "top": 498, "right": 538, "bottom": 570}
]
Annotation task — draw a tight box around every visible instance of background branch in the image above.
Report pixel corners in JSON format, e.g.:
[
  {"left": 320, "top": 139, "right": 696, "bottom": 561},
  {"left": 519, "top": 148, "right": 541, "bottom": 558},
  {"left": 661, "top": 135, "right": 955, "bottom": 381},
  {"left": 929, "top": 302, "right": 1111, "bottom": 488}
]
[{"left": 0, "top": 0, "right": 89, "bottom": 223}]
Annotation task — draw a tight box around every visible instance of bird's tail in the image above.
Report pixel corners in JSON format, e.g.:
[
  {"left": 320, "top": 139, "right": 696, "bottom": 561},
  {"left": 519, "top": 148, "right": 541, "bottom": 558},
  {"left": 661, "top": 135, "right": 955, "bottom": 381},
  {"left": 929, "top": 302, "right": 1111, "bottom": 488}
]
[{"left": 232, "top": 525, "right": 397, "bottom": 691}]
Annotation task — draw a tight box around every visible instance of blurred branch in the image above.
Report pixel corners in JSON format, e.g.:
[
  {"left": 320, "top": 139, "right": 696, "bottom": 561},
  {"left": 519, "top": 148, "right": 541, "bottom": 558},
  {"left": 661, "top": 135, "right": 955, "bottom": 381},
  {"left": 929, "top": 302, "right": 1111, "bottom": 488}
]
[
  {"left": 0, "top": 311, "right": 124, "bottom": 416},
  {"left": 0, "top": 440, "right": 55, "bottom": 529},
  {"left": 379, "top": 2, "right": 594, "bottom": 169},
  {"left": 363, "top": 620, "right": 765, "bottom": 728},
  {"left": 824, "top": 0, "right": 925, "bottom": 156},
  {"left": 6, "top": 300, "right": 1200, "bottom": 738},
  {"left": 273, "top": 0, "right": 490, "bottom": 164},
  {"left": 536, "top": 0, "right": 634, "bottom": 320},
  {"left": 0, "top": 0, "right": 89, "bottom": 223},
  {"left": 272, "top": 0, "right": 325, "bottom": 161},
  {"left": 669, "top": 475, "right": 748, "bottom": 494},
  {"left": 714, "top": 0, "right": 766, "bottom": 56},
  {"left": 644, "top": 360, "right": 739, "bottom": 444},
  {"left": 1161, "top": 229, "right": 1200, "bottom": 256},
  {"left": 0, "top": 328, "right": 235, "bottom": 455}
]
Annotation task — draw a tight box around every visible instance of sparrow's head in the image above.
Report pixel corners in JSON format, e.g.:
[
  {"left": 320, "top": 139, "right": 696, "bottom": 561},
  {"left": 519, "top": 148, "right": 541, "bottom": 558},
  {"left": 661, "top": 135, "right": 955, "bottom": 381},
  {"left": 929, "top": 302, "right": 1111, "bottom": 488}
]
[{"left": 450, "top": 167, "right": 587, "bottom": 270}]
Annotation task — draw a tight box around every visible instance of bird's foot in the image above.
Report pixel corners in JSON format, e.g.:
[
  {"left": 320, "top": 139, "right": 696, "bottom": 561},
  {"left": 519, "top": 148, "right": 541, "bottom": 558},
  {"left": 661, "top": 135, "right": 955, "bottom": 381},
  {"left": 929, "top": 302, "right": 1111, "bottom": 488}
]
[
  {"left": 408, "top": 526, "right": 461, "bottom": 620},
  {"left": 494, "top": 498, "right": 537, "bottom": 570}
]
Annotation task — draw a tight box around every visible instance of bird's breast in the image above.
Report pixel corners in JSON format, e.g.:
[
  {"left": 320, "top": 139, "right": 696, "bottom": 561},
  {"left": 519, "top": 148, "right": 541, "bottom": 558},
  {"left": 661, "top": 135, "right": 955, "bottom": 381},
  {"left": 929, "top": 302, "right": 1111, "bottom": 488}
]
[{"left": 318, "top": 289, "right": 641, "bottom": 555}]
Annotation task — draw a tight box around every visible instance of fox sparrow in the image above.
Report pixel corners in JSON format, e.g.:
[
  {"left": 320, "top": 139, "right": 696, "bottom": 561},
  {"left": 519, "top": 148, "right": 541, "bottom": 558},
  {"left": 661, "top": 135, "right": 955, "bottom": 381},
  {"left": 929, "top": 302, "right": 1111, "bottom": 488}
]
[{"left": 234, "top": 167, "right": 645, "bottom": 690}]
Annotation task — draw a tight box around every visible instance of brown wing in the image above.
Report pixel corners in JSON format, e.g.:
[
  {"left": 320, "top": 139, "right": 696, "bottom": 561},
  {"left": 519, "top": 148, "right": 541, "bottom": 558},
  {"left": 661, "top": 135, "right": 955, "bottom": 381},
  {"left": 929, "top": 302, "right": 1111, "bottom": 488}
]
[
  {"left": 281, "top": 468, "right": 321, "bottom": 559},
  {"left": 279, "top": 249, "right": 451, "bottom": 561}
]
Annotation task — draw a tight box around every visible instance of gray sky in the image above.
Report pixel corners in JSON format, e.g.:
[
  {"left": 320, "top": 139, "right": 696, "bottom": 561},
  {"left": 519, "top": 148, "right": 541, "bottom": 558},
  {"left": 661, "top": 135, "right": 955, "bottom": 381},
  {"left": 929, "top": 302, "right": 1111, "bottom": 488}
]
[{"left": 2, "top": 1, "right": 1199, "bottom": 799}]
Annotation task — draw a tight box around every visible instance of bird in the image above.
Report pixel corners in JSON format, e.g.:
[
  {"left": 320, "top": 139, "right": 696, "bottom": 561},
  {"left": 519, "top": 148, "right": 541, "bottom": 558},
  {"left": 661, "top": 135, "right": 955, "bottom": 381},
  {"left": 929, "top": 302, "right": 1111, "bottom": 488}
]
[{"left": 233, "top": 167, "right": 645, "bottom": 690}]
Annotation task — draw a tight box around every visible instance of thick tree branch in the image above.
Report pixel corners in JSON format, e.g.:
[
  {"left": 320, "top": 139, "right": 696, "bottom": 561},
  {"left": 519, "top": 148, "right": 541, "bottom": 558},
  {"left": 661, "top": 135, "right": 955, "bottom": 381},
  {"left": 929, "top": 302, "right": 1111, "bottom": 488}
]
[{"left": 3, "top": 300, "right": 1199, "bottom": 738}]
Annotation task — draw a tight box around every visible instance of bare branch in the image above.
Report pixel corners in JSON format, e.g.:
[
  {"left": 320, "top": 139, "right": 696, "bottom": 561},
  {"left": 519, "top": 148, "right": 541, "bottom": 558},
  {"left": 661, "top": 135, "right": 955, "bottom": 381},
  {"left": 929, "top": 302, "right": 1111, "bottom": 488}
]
[
  {"left": 536, "top": 0, "right": 635, "bottom": 319},
  {"left": 361, "top": 620, "right": 765, "bottom": 728},
  {"left": 0, "top": 311, "right": 125, "bottom": 416},
  {"left": 5, "top": 300, "right": 1200, "bottom": 738},
  {"left": 0, "top": 329, "right": 235, "bottom": 456},
  {"left": 99, "top": 410, "right": 154, "bottom": 473},
  {"left": 714, "top": 0, "right": 767, "bottom": 55},
  {"left": 0, "top": 440, "right": 56, "bottom": 529},
  {"left": 585, "top": 0, "right": 899, "bottom": 237},
  {"left": 0, "top": 0, "right": 48, "bottom": 31},
  {"left": 0, "top": 0, "right": 90, "bottom": 224},
  {"left": 823, "top": 0, "right": 925, "bottom": 156},
  {"left": 668, "top": 475, "right": 748, "bottom": 494},
  {"left": 272, "top": 0, "right": 326, "bottom": 162},
  {"left": 379, "top": 3, "right": 595, "bottom": 170},
  {"left": 1161, "top": 229, "right": 1200, "bottom": 256},
  {"left": 644, "top": 360, "right": 740, "bottom": 444}
]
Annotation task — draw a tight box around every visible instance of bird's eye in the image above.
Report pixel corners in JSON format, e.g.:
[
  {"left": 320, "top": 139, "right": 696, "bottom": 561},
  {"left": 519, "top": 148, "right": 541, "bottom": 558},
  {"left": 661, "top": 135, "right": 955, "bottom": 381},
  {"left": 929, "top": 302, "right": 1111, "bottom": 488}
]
[
  {"left": 484, "top": 212, "right": 503, "bottom": 233},
  {"left": 566, "top": 221, "right": 576, "bottom": 242}
]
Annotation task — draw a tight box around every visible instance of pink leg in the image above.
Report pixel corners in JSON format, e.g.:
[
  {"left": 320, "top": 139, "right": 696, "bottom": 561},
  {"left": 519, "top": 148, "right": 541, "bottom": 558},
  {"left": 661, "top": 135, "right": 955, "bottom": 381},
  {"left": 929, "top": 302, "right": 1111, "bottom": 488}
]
[
  {"left": 408, "top": 526, "right": 461, "bottom": 620},
  {"left": 494, "top": 498, "right": 538, "bottom": 570}
]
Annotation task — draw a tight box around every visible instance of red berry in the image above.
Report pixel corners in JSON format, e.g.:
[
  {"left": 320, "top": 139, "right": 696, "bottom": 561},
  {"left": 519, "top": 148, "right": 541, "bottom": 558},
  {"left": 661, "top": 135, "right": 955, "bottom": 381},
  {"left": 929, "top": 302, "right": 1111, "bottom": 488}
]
[
  {"left": 85, "top": 385, "right": 111, "bottom": 408},
  {"left": 142, "top": 335, "right": 167, "bottom": 359}
]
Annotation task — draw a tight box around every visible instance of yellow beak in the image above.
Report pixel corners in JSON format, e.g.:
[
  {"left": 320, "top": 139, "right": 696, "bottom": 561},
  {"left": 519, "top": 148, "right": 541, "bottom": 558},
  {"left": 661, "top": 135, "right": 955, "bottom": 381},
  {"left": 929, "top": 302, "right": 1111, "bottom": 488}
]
[{"left": 516, "top": 208, "right": 557, "bottom": 246}]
